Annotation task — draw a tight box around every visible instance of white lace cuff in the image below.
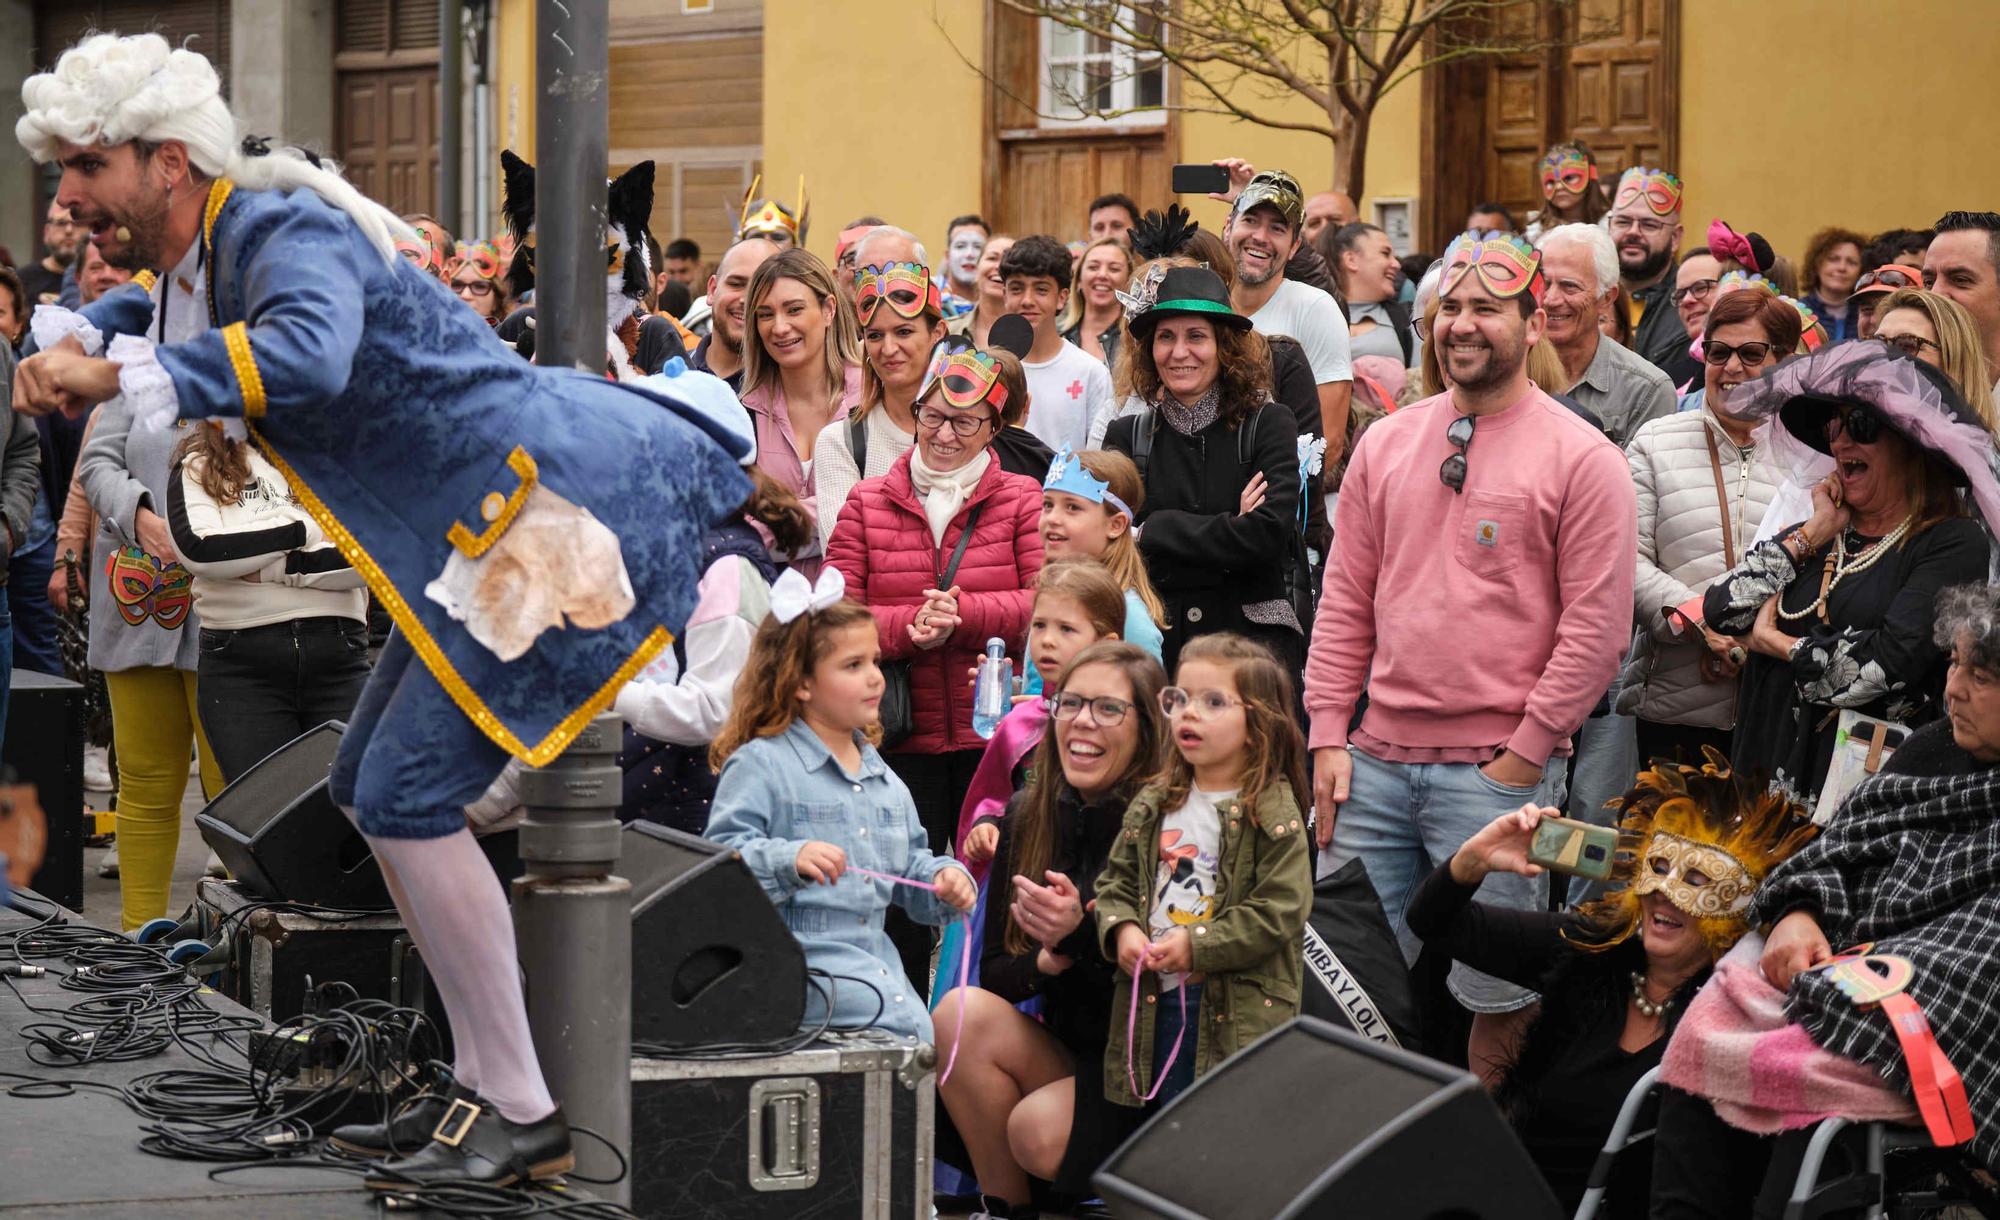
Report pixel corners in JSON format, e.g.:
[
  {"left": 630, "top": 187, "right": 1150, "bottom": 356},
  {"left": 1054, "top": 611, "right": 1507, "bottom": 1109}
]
[
  {"left": 107, "top": 334, "right": 182, "bottom": 432},
  {"left": 30, "top": 304, "right": 104, "bottom": 356}
]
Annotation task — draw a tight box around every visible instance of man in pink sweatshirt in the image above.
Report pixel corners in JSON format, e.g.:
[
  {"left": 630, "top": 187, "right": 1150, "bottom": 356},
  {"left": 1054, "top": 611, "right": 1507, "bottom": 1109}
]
[{"left": 1304, "top": 232, "right": 1636, "bottom": 1068}]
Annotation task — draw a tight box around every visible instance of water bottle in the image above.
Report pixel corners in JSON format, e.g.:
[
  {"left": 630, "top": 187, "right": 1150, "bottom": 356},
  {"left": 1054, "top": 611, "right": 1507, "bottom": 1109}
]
[{"left": 972, "top": 637, "right": 1012, "bottom": 740}]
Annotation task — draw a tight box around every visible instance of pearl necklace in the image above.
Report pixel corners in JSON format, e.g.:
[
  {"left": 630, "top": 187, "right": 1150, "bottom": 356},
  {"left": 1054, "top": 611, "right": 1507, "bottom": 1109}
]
[
  {"left": 1629, "top": 973, "right": 1672, "bottom": 1019},
  {"left": 1775, "top": 516, "right": 1915, "bottom": 624}
]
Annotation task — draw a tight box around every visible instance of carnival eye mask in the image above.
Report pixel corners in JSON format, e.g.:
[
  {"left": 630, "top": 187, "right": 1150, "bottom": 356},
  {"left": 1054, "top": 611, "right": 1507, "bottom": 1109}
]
[
  {"left": 856, "top": 262, "right": 938, "bottom": 325},
  {"left": 918, "top": 341, "right": 1008, "bottom": 412},
  {"left": 1540, "top": 150, "right": 1595, "bottom": 197},
  {"left": 1439, "top": 231, "right": 1546, "bottom": 304},
  {"left": 1613, "top": 167, "right": 1685, "bottom": 218},
  {"left": 1633, "top": 831, "right": 1756, "bottom": 918}
]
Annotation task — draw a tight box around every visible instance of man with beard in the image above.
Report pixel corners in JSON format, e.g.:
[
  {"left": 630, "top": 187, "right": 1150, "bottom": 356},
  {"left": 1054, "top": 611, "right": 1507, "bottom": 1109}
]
[
  {"left": 1536, "top": 224, "right": 1674, "bottom": 446},
  {"left": 1304, "top": 231, "right": 1635, "bottom": 1078},
  {"left": 13, "top": 32, "right": 751, "bottom": 1191},
  {"left": 937, "top": 213, "right": 986, "bottom": 317},
  {"left": 16, "top": 201, "right": 83, "bottom": 308},
  {"left": 1225, "top": 169, "right": 1354, "bottom": 470},
  {"left": 1610, "top": 167, "right": 1692, "bottom": 380},
  {"left": 688, "top": 234, "right": 780, "bottom": 392}
]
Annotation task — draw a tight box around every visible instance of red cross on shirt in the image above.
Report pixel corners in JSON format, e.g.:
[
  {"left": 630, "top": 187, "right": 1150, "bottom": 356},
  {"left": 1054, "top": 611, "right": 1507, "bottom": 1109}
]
[{"left": 1066, "top": 379, "right": 1084, "bottom": 400}]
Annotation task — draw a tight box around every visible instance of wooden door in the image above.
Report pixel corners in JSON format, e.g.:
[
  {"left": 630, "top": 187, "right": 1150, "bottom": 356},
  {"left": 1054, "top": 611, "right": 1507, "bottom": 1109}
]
[
  {"left": 1562, "top": 0, "right": 1677, "bottom": 173},
  {"left": 337, "top": 68, "right": 439, "bottom": 216},
  {"left": 995, "top": 134, "right": 1168, "bottom": 243}
]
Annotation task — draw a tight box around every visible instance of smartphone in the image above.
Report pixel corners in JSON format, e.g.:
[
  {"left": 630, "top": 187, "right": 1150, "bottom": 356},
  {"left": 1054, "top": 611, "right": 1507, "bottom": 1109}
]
[
  {"left": 1171, "top": 163, "right": 1231, "bottom": 196},
  {"left": 1525, "top": 815, "right": 1619, "bottom": 881}
]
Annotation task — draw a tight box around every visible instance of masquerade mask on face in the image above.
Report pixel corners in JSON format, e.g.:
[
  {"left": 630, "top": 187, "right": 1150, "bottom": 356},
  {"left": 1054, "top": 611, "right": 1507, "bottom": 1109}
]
[
  {"left": 446, "top": 240, "right": 506, "bottom": 286},
  {"left": 855, "top": 262, "right": 941, "bottom": 325},
  {"left": 1540, "top": 148, "right": 1596, "bottom": 197},
  {"left": 1439, "top": 231, "right": 1546, "bottom": 305},
  {"left": 396, "top": 221, "right": 453, "bottom": 281},
  {"left": 1614, "top": 167, "right": 1685, "bottom": 218},
  {"left": 1633, "top": 830, "right": 1757, "bottom": 918},
  {"left": 1044, "top": 444, "right": 1132, "bottom": 517},
  {"left": 918, "top": 339, "right": 1009, "bottom": 413}
]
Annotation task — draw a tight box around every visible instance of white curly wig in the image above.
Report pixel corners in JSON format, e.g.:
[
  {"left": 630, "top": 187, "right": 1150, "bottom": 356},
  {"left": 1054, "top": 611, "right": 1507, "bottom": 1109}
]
[{"left": 17, "top": 32, "right": 409, "bottom": 263}]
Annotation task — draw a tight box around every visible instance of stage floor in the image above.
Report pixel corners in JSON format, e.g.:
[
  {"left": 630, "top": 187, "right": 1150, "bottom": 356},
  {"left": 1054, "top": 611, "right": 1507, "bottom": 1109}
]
[{"left": 0, "top": 894, "right": 392, "bottom": 1218}]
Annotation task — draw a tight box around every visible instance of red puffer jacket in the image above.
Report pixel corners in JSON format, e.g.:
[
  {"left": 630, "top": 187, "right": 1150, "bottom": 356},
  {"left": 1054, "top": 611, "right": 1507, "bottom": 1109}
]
[{"left": 827, "top": 452, "right": 1044, "bottom": 755}]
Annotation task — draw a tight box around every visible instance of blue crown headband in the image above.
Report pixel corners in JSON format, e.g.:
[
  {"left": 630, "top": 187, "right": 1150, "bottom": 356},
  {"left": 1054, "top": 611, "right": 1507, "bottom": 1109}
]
[{"left": 1043, "top": 445, "right": 1133, "bottom": 517}]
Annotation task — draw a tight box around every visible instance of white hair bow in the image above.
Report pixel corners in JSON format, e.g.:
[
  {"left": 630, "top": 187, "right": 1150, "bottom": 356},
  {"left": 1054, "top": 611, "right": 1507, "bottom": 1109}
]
[{"left": 769, "top": 566, "right": 846, "bottom": 624}]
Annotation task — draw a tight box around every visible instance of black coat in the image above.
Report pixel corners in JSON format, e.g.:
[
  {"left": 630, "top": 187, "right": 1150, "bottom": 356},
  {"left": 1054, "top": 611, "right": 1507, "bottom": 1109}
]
[{"left": 1104, "top": 400, "right": 1299, "bottom": 669}]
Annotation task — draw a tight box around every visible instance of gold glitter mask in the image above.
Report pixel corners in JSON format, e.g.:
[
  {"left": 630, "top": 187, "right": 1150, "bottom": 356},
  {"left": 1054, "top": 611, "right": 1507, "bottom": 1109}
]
[{"left": 1633, "top": 831, "right": 1757, "bottom": 918}]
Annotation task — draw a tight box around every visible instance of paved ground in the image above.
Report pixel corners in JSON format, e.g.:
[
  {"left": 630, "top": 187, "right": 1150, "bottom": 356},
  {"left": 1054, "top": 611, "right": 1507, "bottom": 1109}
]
[{"left": 77, "top": 764, "right": 213, "bottom": 931}]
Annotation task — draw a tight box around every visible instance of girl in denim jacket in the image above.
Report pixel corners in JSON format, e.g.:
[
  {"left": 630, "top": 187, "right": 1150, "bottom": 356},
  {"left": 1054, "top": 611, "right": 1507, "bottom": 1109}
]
[{"left": 706, "top": 569, "right": 976, "bottom": 1041}]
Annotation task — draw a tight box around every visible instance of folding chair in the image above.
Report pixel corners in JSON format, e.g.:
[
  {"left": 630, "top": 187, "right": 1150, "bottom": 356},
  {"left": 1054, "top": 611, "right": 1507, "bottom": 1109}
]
[{"left": 1573, "top": 1066, "right": 1663, "bottom": 1220}]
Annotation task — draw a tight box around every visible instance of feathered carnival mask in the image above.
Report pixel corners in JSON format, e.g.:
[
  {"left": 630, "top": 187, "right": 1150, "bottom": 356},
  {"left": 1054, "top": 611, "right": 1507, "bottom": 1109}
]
[
  {"left": 855, "top": 262, "right": 942, "bottom": 326},
  {"left": 738, "top": 174, "right": 808, "bottom": 245},
  {"left": 1573, "top": 750, "right": 1817, "bottom": 959}
]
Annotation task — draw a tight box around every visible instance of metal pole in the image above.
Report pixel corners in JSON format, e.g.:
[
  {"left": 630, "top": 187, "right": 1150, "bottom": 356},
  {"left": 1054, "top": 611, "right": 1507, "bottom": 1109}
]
[
  {"left": 532, "top": 0, "right": 608, "bottom": 372},
  {"left": 438, "top": 0, "right": 464, "bottom": 234},
  {"left": 512, "top": 712, "right": 630, "bottom": 1203}
]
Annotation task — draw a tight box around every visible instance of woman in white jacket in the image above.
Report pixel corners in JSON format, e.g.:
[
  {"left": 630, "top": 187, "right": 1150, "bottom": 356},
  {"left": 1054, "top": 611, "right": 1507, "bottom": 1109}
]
[
  {"left": 169, "top": 426, "right": 370, "bottom": 785},
  {"left": 1618, "top": 288, "right": 1802, "bottom": 764}
]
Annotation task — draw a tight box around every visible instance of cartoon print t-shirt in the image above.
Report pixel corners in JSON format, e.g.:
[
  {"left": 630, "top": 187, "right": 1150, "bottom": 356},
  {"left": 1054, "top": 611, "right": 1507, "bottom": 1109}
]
[{"left": 1149, "top": 787, "right": 1233, "bottom": 993}]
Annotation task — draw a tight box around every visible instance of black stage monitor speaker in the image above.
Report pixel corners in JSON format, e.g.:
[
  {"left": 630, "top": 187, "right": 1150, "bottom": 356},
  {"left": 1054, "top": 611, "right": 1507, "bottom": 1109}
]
[
  {"left": 8, "top": 671, "right": 84, "bottom": 910},
  {"left": 195, "top": 722, "right": 390, "bottom": 909},
  {"left": 626, "top": 820, "right": 807, "bottom": 1049},
  {"left": 1094, "top": 1017, "right": 1563, "bottom": 1220}
]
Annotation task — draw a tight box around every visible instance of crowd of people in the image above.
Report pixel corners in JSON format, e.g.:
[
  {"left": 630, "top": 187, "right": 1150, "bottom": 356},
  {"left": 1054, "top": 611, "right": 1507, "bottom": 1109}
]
[{"left": 9, "top": 116, "right": 2000, "bottom": 1219}]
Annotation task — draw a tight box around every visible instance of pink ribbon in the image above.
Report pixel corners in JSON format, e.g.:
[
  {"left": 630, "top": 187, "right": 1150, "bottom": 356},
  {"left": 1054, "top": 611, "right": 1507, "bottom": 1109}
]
[
  {"left": 848, "top": 865, "right": 974, "bottom": 1085},
  {"left": 952, "top": 700, "right": 1051, "bottom": 886},
  {"left": 1125, "top": 945, "right": 1189, "bottom": 1102}
]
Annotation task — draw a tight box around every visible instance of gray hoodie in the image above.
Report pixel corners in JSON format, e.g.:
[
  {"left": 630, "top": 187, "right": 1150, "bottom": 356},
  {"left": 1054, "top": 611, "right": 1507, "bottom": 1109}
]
[{"left": 75, "top": 399, "right": 200, "bottom": 672}]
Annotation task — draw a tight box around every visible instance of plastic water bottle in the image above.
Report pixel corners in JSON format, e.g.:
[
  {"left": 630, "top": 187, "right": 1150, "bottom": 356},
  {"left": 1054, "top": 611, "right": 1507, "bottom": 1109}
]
[{"left": 972, "top": 637, "right": 1012, "bottom": 740}]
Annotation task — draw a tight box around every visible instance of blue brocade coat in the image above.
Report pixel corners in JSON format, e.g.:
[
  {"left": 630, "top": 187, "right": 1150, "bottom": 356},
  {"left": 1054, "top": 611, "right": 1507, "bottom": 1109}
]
[{"left": 91, "top": 182, "right": 750, "bottom": 764}]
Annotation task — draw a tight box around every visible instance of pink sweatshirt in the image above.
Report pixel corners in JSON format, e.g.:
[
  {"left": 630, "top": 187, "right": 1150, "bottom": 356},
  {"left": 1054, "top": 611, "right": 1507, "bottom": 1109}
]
[{"left": 1305, "top": 386, "right": 1636, "bottom": 766}]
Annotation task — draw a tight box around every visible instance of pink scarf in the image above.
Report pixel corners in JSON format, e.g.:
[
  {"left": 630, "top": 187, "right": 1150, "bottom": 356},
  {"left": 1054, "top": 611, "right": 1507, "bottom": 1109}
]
[
  {"left": 1660, "top": 935, "right": 1917, "bottom": 1134},
  {"left": 953, "top": 699, "right": 1050, "bottom": 886}
]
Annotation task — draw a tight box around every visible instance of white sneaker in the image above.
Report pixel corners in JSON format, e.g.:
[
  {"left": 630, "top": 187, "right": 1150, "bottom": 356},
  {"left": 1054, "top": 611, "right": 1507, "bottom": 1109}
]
[
  {"left": 98, "top": 843, "right": 119, "bottom": 878},
  {"left": 83, "top": 745, "right": 113, "bottom": 791}
]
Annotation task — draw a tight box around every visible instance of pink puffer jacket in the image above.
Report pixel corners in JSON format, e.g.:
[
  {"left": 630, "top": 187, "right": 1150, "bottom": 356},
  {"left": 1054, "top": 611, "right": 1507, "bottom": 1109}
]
[{"left": 827, "top": 452, "right": 1044, "bottom": 755}]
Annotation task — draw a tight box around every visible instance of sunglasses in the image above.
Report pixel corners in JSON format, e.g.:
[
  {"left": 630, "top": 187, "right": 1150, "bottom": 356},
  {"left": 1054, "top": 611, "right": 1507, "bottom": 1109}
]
[
  {"left": 1854, "top": 266, "right": 1923, "bottom": 293},
  {"left": 1880, "top": 331, "right": 1941, "bottom": 360},
  {"left": 1824, "top": 404, "right": 1883, "bottom": 446},
  {"left": 1703, "top": 339, "right": 1777, "bottom": 367},
  {"left": 1048, "top": 692, "right": 1133, "bottom": 725},
  {"left": 1439, "top": 414, "right": 1475, "bottom": 494}
]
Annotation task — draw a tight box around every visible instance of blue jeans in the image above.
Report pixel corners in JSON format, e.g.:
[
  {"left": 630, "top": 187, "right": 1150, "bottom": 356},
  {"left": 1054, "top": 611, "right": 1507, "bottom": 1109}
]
[
  {"left": 1151, "top": 980, "right": 1202, "bottom": 1106},
  {"left": 6, "top": 536, "right": 61, "bottom": 678},
  {"left": 1326, "top": 746, "right": 1565, "bottom": 1013}
]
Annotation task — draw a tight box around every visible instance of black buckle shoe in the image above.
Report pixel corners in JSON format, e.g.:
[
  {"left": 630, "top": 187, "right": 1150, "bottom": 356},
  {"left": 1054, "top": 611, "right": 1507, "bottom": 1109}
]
[
  {"left": 327, "top": 1084, "right": 463, "bottom": 1159},
  {"left": 362, "top": 1095, "right": 573, "bottom": 1191}
]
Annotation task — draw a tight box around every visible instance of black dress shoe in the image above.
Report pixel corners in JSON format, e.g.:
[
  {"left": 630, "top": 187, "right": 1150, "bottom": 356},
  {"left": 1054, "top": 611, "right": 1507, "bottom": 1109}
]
[
  {"left": 327, "top": 1085, "right": 463, "bottom": 1158},
  {"left": 363, "top": 1095, "right": 573, "bottom": 1191}
]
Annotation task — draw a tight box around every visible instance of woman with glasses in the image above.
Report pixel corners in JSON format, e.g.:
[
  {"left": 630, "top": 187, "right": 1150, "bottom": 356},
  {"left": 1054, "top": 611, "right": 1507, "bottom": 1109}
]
[
  {"left": 1619, "top": 290, "right": 1800, "bottom": 766},
  {"left": 1103, "top": 264, "right": 1303, "bottom": 674},
  {"left": 447, "top": 240, "right": 510, "bottom": 329},
  {"left": 1522, "top": 141, "right": 1611, "bottom": 244},
  {"left": 1868, "top": 287, "right": 1998, "bottom": 429},
  {"left": 1701, "top": 342, "right": 1994, "bottom": 801},
  {"left": 1799, "top": 226, "right": 1867, "bottom": 344},
  {"left": 933, "top": 642, "right": 1167, "bottom": 1217},
  {"left": 825, "top": 337, "right": 1045, "bottom": 983}
]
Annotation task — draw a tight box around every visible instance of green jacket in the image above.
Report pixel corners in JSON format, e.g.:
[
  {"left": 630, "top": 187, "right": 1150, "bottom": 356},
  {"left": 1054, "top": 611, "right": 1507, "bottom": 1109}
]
[{"left": 1094, "top": 778, "right": 1312, "bottom": 1108}]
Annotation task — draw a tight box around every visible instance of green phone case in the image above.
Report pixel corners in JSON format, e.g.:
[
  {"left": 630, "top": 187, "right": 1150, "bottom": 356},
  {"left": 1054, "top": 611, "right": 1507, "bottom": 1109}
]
[{"left": 1527, "top": 817, "right": 1618, "bottom": 881}]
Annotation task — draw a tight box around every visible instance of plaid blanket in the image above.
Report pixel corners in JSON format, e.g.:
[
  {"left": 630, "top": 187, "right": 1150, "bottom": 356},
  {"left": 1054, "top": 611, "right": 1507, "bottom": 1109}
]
[{"left": 1751, "top": 763, "right": 2000, "bottom": 1164}]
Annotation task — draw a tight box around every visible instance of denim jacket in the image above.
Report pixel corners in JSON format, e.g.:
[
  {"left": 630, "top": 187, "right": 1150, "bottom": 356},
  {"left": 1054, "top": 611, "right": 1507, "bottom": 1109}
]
[{"left": 706, "top": 719, "right": 970, "bottom": 1041}]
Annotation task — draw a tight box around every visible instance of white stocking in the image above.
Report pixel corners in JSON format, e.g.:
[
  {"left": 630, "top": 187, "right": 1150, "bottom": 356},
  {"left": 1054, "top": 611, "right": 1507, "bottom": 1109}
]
[
  {"left": 371, "top": 845, "right": 480, "bottom": 1095},
  {"left": 367, "top": 829, "right": 555, "bottom": 1124}
]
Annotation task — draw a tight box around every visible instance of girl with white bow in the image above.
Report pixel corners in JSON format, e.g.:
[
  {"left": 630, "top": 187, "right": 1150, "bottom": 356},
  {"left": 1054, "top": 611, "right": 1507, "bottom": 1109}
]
[{"left": 705, "top": 567, "right": 978, "bottom": 1042}]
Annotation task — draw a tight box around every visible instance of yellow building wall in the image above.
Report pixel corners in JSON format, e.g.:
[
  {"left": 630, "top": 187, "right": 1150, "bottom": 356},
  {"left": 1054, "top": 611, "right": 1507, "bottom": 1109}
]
[
  {"left": 494, "top": 0, "right": 535, "bottom": 174},
  {"left": 760, "top": 0, "right": 988, "bottom": 264},
  {"left": 1679, "top": 0, "right": 2000, "bottom": 264}
]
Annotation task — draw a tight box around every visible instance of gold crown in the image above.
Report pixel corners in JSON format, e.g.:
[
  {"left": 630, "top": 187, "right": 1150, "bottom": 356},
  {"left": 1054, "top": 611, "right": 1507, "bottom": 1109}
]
[{"left": 738, "top": 173, "right": 808, "bottom": 243}]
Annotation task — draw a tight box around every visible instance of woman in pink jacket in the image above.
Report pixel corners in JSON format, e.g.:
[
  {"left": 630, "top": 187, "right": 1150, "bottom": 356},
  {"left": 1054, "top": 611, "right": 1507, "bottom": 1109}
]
[{"left": 827, "top": 340, "right": 1044, "bottom": 992}]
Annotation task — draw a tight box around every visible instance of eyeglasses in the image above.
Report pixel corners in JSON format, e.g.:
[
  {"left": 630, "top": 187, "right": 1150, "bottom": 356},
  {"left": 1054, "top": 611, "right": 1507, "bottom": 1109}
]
[
  {"left": 1854, "top": 267, "right": 1923, "bottom": 293},
  {"left": 1439, "top": 414, "right": 1475, "bottom": 494},
  {"left": 1824, "top": 404, "right": 1883, "bottom": 445},
  {"left": 453, "top": 280, "right": 494, "bottom": 298},
  {"left": 1049, "top": 692, "right": 1133, "bottom": 725},
  {"left": 1608, "top": 216, "right": 1672, "bottom": 238},
  {"left": 1703, "top": 340, "right": 1776, "bottom": 367},
  {"left": 915, "top": 405, "right": 995, "bottom": 437},
  {"left": 1159, "top": 688, "right": 1244, "bottom": 718},
  {"left": 1671, "top": 279, "right": 1718, "bottom": 307},
  {"left": 1880, "top": 331, "right": 1941, "bottom": 360}
]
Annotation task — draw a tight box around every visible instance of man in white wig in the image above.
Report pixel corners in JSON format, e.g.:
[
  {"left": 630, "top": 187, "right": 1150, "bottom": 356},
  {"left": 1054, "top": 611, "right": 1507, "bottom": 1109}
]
[{"left": 11, "top": 32, "right": 753, "bottom": 1190}]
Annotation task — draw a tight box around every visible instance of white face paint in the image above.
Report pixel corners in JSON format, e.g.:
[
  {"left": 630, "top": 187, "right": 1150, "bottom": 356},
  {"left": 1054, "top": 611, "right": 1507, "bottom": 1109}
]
[{"left": 948, "top": 230, "right": 986, "bottom": 285}]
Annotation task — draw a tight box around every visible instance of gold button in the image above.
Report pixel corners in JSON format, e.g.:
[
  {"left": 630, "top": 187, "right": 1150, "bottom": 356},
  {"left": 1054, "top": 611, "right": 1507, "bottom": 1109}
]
[
  {"left": 481, "top": 492, "right": 506, "bottom": 522},
  {"left": 1194, "top": 925, "right": 1208, "bottom": 935},
  {"left": 1145, "top": 994, "right": 1156, "bottom": 1005}
]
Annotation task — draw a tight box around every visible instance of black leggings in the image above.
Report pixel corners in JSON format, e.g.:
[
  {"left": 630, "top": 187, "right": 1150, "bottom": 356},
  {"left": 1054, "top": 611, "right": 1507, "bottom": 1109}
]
[{"left": 1650, "top": 1086, "right": 1872, "bottom": 1219}]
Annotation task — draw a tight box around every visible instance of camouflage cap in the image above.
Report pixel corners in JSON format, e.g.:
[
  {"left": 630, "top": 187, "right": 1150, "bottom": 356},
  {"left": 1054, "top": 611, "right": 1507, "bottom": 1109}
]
[{"left": 1230, "top": 169, "right": 1305, "bottom": 234}]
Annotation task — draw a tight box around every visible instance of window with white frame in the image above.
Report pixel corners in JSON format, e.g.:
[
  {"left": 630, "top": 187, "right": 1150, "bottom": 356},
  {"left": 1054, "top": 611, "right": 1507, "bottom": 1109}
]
[{"left": 1039, "top": 4, "right": 1167, "bottom": 127}]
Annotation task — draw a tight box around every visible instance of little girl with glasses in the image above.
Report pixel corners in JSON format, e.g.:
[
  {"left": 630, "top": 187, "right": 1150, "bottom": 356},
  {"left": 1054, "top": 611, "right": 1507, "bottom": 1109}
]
[
  {"left": 1094, "top": 632, "right": 1313, "bottom": 1107},
  {"left": 705, "top": 572, "right": 977, "bottom": 1042}
]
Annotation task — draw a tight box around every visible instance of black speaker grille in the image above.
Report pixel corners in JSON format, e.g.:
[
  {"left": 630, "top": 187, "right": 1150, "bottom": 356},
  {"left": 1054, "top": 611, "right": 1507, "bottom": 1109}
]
[{"left": 199, "top": 722, "right": 343, "bottom": 836}]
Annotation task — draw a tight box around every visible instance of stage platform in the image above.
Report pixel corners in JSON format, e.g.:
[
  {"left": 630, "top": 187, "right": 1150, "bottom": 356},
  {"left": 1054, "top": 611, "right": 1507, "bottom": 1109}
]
[{"left": 0, "top": 893, "right": 405, "bottom": 1218}]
